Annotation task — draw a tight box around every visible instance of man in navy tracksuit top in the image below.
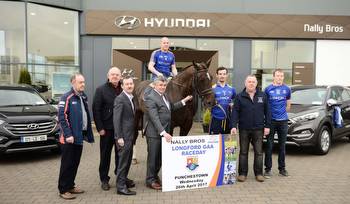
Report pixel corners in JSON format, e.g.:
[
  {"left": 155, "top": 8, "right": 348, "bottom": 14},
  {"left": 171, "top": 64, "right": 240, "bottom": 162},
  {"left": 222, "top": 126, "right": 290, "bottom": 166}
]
[
  {"left": 231, "top": 75, "right": 271, "bottom": 183},
  {"left": 57, "top": 73, "right": 94, "bottom": 200}
]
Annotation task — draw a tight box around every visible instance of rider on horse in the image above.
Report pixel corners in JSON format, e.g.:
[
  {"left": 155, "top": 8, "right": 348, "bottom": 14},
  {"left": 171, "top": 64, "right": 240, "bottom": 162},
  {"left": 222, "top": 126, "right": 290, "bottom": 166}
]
[{"left": 148, "top": 37, "right": 178, "bottom": 81}]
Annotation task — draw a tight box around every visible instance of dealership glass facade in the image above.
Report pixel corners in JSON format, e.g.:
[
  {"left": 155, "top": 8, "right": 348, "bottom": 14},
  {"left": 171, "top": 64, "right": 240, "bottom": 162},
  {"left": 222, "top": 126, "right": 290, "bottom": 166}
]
[
  {"left": 0, "top": 1, "right": 79, "bottom": 100},
  {"left": 252, "top": 40, "right": 315, "bottom": 89}
]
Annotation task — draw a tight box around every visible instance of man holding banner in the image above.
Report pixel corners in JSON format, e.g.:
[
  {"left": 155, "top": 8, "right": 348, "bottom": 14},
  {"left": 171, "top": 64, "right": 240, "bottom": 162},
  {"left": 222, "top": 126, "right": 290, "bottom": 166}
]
[
  {"left": 143, "top": 76, "right": 192, "bottom": 190},
  {"left": 231, "top": 75, "right": 271, "bottom": 182}
]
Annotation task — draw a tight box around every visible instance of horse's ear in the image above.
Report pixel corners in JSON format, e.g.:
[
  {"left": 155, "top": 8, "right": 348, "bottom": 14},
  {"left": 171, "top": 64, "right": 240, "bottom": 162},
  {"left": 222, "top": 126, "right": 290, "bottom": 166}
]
[
  {"left": 192, "top": 60, "right": 200, "bottom": 69},
  {"left": 206, "top": 58, "right": 212, "bottom": 68}
]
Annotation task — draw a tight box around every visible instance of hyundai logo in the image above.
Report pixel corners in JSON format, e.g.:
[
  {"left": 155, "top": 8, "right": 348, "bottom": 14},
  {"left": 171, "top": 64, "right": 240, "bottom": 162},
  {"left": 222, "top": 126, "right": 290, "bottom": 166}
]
[
  {"left": 115, "top": 15, "right": 141, "bottom": 30},
  {"left": 27, "top": 123, "right": 39, "bottom": 130}
]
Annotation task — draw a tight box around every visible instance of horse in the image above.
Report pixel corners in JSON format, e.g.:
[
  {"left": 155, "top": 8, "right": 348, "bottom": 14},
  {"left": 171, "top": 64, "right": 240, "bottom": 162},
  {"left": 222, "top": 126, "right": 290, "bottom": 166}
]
[{"left": 134, "top": 60, "right": 215, "bottom": 138}]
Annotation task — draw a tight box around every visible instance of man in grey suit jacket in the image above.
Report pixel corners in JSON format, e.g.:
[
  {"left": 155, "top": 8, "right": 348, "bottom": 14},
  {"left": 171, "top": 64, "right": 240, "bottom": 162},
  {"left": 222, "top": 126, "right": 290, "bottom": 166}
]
[
  {"left": 143, "top": 76, "right": 192, "bottom": 190},
  {"left": 113, "top": 77, "right": 137, "bottom": 195}
]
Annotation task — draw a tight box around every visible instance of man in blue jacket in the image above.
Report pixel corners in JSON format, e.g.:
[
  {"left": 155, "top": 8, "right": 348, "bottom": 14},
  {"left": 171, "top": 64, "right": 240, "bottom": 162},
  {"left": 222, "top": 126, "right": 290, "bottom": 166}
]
[
  {"left": 231, "top": 75, "right": 271, "bottom": 183},
  {"left": 57, "top": 73, "right": 94, "bottom": 200}
]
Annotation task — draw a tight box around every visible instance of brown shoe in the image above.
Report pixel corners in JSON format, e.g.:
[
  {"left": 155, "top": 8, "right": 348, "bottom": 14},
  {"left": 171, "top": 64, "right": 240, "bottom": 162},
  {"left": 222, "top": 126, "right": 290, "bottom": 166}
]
[
  {"left": 237, "top": 175, "right": 247, "bottom": 182},
  {"left": 69, "top": 186, "right": 85, "bottom": 194},
  {"left": 146, "top": 182, "right": 162, "bottom": 190},
  {"left": 59, "top": 192, "right": 76, "bottom": 200},
  {"left": 255, "top": 175, "right": 265, "bottom": 182}
]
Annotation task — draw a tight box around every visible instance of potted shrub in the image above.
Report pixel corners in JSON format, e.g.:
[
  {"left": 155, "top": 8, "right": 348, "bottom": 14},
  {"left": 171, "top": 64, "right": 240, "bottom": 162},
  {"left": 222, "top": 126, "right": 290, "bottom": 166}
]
[
  {"left": 18, "top": 68, "right": 32, "bottom": 85},
  {"left": 202, "top": 108, "right": 211, "bottom": 133}
]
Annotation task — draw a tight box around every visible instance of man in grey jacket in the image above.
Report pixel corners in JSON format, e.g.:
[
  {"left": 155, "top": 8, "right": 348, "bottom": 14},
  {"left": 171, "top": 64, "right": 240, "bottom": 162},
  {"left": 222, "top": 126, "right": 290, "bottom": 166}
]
[
  {"left": 113, "top": 76, "right": 137, "bottom": 196},
  {"left": 143, "top": 76, "right": 192, "bottom": 190}
]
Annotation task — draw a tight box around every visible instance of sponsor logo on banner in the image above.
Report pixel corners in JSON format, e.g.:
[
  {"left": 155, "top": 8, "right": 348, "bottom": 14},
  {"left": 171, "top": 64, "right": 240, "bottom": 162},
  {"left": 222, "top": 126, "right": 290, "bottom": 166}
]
[{"left": 186, "top": 156, "right": 199, "bottom": 171}]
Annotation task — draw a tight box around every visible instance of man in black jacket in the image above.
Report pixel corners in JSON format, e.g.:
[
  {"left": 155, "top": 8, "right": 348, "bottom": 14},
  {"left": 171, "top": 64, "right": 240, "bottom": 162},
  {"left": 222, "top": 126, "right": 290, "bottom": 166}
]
[
  {"left": 93, "top": 67, "right": 134, "bottom": 191},
  {"left": 231, "top": 75, "right": 271, "bottom": 183}
]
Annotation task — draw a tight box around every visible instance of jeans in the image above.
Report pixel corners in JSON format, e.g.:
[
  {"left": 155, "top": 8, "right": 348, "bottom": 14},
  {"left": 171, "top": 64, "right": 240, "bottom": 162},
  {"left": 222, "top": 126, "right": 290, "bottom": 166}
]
[
  {"left": 264, "top": 120, "right": 288, "bottom": 171},
  {"left": 238, "top": 129, "right": 264, "bottom": 176}
]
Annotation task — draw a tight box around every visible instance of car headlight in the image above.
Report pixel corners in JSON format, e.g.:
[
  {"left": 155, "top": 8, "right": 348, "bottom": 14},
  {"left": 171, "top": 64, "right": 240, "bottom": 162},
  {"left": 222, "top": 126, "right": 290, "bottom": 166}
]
[
  {"left": 290, "top": 112, "right": 320, "bottom": 123},
  {"left": 0, "top": 119, "right": 5, "bottom": 125}
]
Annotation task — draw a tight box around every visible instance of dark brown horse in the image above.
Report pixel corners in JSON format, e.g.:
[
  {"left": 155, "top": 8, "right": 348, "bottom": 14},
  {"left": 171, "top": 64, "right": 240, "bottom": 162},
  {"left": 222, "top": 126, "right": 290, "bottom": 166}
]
[{"left": 134, "top": 60, "right": 215, "bottom": 137}]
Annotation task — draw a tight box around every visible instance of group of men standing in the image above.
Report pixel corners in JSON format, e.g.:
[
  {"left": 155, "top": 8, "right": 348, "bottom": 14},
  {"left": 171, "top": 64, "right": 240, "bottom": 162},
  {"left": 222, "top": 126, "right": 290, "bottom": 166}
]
[
  {"left": 210, "top": 68, "right": 291, "bottom": 183},
  {"left": 56, "top": 37, "right": 191, "bottom": 199},
  {"left": 56, "top": 36, "right": 291, "bottom": 200}
]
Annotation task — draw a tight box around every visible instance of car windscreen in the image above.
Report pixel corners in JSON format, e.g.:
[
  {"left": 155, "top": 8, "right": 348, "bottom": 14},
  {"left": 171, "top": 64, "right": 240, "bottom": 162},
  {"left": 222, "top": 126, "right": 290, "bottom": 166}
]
[
  {"left": 291, "top": 88, "right": 327, "bottom": 105},
  {"left": 0, "top": 89, "right": 47, "bottom": 106}
]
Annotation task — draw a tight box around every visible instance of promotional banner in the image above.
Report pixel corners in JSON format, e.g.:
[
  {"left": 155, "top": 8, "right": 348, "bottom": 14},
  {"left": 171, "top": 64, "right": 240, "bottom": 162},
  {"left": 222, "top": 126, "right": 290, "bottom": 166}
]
[{"left": 162, "top": 134, "right": 238, "bottom": 192}]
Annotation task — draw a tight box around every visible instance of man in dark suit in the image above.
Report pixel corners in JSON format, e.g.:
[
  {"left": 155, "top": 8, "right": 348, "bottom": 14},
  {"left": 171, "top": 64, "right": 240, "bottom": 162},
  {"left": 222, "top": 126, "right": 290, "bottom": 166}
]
[
  {"left": 143, "top": 76, "right": 193, "bottom": 190},
  {"left": 113, "top": 76, "right": 137, "bottom": 196}
]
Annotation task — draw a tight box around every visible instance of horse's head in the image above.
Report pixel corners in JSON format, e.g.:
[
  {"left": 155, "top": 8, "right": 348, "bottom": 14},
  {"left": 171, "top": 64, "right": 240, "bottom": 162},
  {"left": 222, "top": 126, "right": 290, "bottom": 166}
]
[{"left": 192, "top": 60, "right": 215, "bottom": 109}]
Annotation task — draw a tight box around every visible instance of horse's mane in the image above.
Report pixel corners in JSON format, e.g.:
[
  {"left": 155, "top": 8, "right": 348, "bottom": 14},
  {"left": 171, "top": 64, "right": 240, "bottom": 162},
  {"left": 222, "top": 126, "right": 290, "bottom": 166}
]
[{"left": 172, "top": 64, "right": 194, "bottom": 80}]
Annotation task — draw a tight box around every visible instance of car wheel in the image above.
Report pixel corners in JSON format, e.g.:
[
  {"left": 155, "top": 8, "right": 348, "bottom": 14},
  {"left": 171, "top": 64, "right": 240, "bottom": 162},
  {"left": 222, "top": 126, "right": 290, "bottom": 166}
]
[{"left": 315, "top": 126, "right": 331, "bottom": 155}]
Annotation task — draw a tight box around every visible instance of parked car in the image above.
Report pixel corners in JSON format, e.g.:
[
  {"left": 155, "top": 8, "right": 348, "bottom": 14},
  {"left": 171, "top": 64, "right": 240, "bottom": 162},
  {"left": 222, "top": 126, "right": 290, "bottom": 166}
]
[
  {"left": 271, "top": 85, "right": 350, "bottom": 155},
  {"left": 0, "top": 84, "right": 60, "bottom": 154}
]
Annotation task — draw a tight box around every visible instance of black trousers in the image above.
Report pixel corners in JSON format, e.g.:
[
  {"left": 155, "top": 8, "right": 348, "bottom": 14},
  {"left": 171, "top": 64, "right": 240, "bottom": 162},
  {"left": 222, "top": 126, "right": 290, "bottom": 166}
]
[
  {"left": 58, "top": 144, "right": 83, "bottom": 194},
  {"left": 146, "top": 137, "right": 162, "bottom": 185},
  {"left": 209, "top": 117, "right": 231, "bottom": 134},
  {"left": 116, "top": 140, "right": 133, "bottom": 190},
  {"left": 99, "top": 129, "right": 118, "bottom": 183},
  {"left": 238, "top": 129, "right": 264, "bottom": 176}
]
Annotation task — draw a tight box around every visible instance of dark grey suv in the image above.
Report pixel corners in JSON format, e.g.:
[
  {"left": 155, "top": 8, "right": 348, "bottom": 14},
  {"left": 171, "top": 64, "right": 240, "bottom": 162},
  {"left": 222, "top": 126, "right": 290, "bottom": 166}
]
[
  {"left": 0, "top": 84, "right": 60, "bottom": 154},
  {"left": 276, "top": 85, "right": 350, "bottom": 155}
]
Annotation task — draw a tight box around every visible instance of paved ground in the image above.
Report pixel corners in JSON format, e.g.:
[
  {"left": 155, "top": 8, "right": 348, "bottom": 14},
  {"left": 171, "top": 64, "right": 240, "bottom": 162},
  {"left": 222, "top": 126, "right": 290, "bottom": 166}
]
[{"left": 1, "top": 123, "right": 350, "bottom": 204}]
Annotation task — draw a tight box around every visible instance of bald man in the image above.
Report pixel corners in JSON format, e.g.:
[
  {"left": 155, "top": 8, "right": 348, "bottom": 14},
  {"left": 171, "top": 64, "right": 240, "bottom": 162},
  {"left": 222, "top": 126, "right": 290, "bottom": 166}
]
[
  {"left": 93, "top": 67, "right": 135, "bottom": 191},
  {"left": 148, "top": 37, "right": 178, "bottom": 80}
]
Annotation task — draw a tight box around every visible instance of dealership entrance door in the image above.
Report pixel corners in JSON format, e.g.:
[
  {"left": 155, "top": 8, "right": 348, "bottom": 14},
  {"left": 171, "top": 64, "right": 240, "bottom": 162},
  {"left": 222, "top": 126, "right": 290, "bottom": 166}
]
[
  {"left": 112, "top": 49, "right": 218, "bottom": 82},
  {"left": 112, "top": 49, "right": 218, "bottom": 122}
]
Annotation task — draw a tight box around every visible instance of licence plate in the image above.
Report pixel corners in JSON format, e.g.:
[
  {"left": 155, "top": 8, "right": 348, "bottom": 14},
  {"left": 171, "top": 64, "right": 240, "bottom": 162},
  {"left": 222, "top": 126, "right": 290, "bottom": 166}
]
[{"left": 21, "top": 135, "right": 47, "bottom": 143}]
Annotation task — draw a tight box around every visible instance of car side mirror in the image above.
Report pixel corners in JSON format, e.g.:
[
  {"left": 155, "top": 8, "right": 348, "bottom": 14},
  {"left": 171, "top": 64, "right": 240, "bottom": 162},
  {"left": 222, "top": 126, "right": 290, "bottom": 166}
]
[{"left": 327, "top": 98, "right": 342, "bottom": 107}]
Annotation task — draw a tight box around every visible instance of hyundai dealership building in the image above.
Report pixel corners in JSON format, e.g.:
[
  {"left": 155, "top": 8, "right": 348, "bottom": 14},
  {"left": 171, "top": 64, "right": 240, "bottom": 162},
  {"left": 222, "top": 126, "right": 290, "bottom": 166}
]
[{"left": 1, "top": 0, "right": 350, "bottom": 102}]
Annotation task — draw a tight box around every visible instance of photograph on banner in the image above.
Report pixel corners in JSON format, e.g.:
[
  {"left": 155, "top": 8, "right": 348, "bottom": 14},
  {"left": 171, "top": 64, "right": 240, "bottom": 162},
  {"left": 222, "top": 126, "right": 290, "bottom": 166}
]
[{"left": 162, "top": 134, "right": 238, "bottom": 192}]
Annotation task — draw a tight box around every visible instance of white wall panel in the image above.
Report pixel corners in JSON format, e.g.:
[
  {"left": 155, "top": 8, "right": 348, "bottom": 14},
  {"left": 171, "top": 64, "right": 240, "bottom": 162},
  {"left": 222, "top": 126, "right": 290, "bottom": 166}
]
[{"left": 316, "top": 40, "right": 350, "bottom": 86}]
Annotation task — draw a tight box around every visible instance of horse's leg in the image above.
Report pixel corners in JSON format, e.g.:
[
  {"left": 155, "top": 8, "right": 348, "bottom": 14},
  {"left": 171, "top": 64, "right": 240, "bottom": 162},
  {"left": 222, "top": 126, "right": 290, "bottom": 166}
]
[
  {"left": 169, "top": 125, "right": 174, "bottom": 136},
  {"left": 180, "top": 120, "right": 193, "bottom": 136}
]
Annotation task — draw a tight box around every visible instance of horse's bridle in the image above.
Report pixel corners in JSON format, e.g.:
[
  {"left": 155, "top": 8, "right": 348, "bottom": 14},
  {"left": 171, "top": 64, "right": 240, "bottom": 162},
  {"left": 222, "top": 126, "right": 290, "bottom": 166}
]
[{"left": 192, "top": 68, "right": 212, "bottom": 98}]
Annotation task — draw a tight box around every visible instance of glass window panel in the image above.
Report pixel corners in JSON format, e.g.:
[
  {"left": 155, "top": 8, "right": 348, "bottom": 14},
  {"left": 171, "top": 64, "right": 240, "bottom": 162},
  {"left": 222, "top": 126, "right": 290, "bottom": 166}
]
[
  {"left": 0, "top": 64, "right": 25, "bottom": 84},
  {"left": 0, "top": 1, "right": 26, "bottom": 63},
  {"left": 27, "top": 3, "right": 79, "bottom": 65},
  {"left": 197, "top": 39, "right": 233, "bottom": 68},
  {"left": 112, "top": 37, "right": 149, "bottom": 49},
  {"left": 252, "top": 40, "right": 277, "bottom": 69},
  {"left": 27, "top": 65, "right": 79, "bottom": 100},
  {"left": 252, "top": 69, "right": 292, "bottom": 90},
  {"left": 276, "top": 41, "right": 315, "bottom": 69},
  {"left": 150, "top": 38, "right": 196, "bottom": 50}
]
